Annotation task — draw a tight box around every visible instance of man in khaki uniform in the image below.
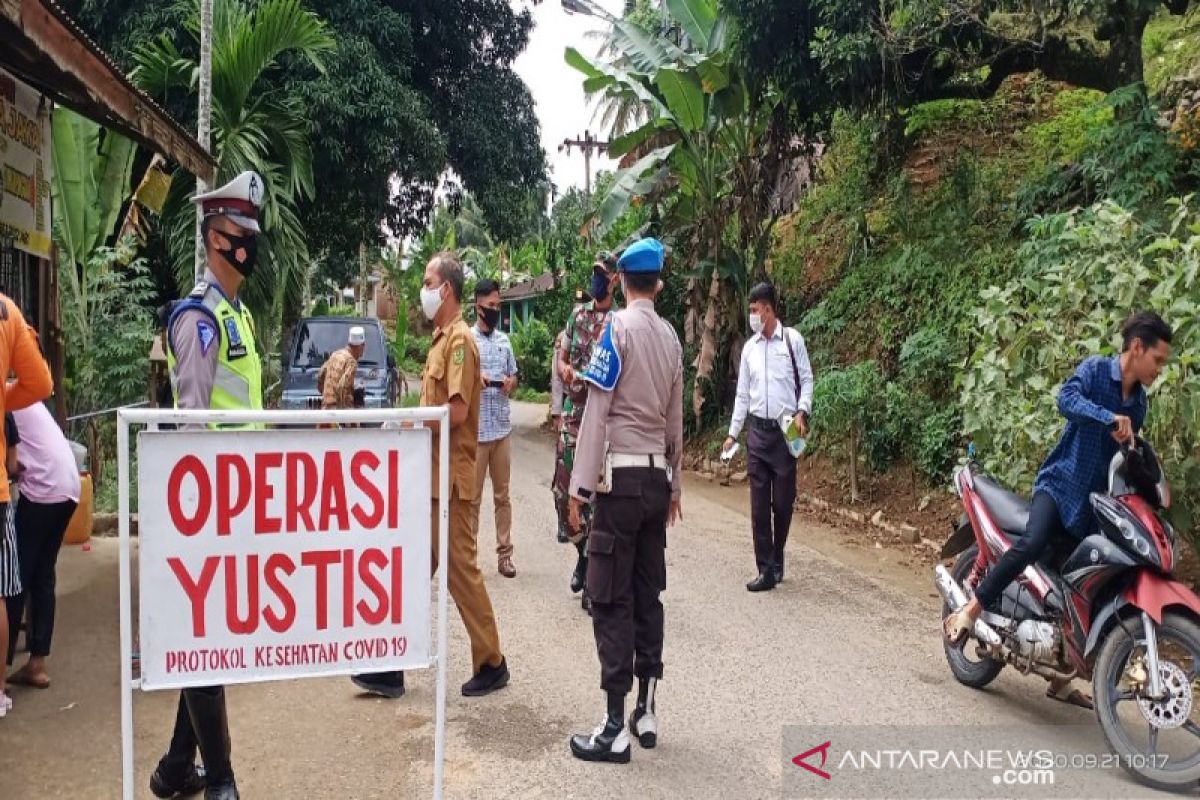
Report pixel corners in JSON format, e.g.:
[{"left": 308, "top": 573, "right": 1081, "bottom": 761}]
[
  {"left": 351, "top": 252, "right": 509, "bottom": 699},
  {"left": 566, "top": 238, "right": 683, "bottom": 764}
]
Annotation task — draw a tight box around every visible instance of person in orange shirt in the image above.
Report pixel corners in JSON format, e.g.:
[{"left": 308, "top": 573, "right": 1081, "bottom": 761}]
[{"left": 0, "top": 301, "right": 54, "bottom": 717}]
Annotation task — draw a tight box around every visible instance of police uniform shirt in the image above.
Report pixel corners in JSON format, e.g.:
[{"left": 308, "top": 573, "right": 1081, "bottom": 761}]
[
  {"left": 568, "top": 299, "right": 683, "bottom": 502},
  {"left": 421, "top": 314, "right": 482, "bottom": 501},
  {"left": 170, "top": 269, "right": 241, "bottom": 413}
]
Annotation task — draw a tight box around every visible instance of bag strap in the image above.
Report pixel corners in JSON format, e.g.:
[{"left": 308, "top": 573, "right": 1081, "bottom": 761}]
[{"left": 783, "top": 327, "right": 801, "bottom": 404}]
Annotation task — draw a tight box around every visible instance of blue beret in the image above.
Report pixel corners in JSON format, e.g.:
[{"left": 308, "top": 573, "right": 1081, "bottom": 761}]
[{"left": 617, "top": 238, "right": 665, "bottom": 273}]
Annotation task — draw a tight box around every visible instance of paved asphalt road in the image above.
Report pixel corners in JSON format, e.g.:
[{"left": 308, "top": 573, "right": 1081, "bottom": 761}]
[{"left": 0, "top": 403, "right": 1173, "bottom": 799}]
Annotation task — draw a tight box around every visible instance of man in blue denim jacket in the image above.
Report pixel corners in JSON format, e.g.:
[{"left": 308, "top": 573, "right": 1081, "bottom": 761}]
[{"left": 944, "top": 312, "right": 1173, "bottom": 701}]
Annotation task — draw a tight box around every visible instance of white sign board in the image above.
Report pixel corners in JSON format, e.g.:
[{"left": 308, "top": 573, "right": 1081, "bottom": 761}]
[
  {"left": 0, "top": 69, "right": 51, "bottom": 258},
  {"left": 136, "top": 427, "right": 432, "bottom": 690}
]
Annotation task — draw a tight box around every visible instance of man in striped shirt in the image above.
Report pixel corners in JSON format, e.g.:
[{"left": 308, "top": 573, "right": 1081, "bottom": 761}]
[{"left": 470, "top": 280, "right": 520, "bottom": 577}]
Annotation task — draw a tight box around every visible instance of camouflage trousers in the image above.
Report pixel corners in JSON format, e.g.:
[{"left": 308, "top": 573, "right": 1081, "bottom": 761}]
[{"left": 552, "top": 429, "right": 593, "bottom": 545}]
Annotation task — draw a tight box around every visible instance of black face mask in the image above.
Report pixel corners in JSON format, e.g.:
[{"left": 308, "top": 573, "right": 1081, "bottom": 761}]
[
  {"left": 478, "top": 306, "right": 500, "bottom": 330},
  {"left": 217, "top": 231, "right": 258, "bottom": 277},
  {"left": 591, "top": 272, "right": 611, "bottom": 302}
]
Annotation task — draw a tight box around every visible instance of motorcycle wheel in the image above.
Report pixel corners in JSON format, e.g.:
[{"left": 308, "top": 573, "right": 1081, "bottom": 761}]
[
  {"left": 942, "top": 546, "right": 1004, "bottom": 689},
  {"left": 1093, "top": 610, "right": 1200, "bottom": 792}
]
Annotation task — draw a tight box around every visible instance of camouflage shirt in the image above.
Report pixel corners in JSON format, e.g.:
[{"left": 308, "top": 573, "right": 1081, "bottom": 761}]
[{"left": 561, "top": 301, "right": 612, "bottom": 436}]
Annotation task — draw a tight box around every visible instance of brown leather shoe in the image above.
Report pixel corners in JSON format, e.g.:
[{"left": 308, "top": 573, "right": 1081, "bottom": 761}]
[{"left": 498, "top": 556, "right": 516, "bottom": 578}]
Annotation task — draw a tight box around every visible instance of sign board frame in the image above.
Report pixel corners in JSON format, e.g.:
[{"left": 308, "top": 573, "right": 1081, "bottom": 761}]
[{"left": 117, "top": 407, "right": 450, "bottom": 800}]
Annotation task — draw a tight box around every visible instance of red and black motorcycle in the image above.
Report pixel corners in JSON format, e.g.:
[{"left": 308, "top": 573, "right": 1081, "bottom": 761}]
[{"left": 937, "top": 439, "right": 1200, "bottom": 791}]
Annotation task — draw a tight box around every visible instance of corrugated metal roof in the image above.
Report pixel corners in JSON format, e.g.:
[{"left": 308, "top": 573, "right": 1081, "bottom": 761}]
[{"left": 0, "top": 0, "right": 215, "bottom": 179}]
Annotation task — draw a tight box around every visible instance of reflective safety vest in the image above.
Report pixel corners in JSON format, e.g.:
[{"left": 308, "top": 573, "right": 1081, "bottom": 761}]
[{"left": 166, "top": 281, "right": 263, "bottom": 429}]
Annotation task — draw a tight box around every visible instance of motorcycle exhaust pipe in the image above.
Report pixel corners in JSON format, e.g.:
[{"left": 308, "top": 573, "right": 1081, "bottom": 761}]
[{"left": 934, "top": 564, "right": 1003, "bottom": 647}]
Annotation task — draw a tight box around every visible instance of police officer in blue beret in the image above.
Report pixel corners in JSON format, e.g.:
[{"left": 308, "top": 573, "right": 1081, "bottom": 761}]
[{"left": 566, "top": 237, "right": 684, "bottom": 763}]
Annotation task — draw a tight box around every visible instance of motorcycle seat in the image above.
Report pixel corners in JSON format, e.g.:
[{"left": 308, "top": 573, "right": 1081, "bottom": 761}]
[{"left": 974, "top": 475, "right": 1031, "bottom": 535}]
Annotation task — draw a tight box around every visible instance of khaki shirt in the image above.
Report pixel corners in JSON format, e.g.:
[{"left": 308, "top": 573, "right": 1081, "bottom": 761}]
[
  {"left": 570, "top": 298, "right": 683, "bottom": 502},
  {"left": 422, "top": 315, "right": 481, "bottom": 500},
  {"left": 318, "top": 347, "right": 358, "bottom": 409}
]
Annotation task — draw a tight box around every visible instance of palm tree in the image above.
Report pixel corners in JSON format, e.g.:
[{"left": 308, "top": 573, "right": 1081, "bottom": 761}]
[{"left": 132, "top": 0, "right": 334, "bottom": 352}]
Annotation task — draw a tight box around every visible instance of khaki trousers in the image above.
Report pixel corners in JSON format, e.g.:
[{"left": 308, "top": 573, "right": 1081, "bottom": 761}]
[
  {"left": 470, "top": 435, "right": 514, "bottom": 558},
  {"left": 431, "top": 492, "right": 503, "bottom": 673}
]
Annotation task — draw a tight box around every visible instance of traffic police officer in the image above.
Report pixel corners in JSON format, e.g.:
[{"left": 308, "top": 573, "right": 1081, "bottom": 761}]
[
  {"left": 150, "top": 171, "right": 265, "bottom": 800},
  {"left": 566, "top": 238, "right": 683, "bottom": 763}
]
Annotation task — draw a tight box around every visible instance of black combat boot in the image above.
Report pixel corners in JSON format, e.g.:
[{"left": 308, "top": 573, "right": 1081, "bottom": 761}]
[
  {"left": 570, "top": 692, "right": 631, "bottom": 763},
  {"left": 184, "top": 688, "right": 239, "bottom": 800},
  {"left": 629, "top": 677, "right": 658, "bottom": 748},
  {"left": 150, "top": 693, "right": 207, "bottom": 798}
]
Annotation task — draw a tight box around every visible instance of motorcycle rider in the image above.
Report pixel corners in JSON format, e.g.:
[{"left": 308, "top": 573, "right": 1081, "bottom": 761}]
[{"left": 943, "top": 311, "right": 1173, "bottom": 705}]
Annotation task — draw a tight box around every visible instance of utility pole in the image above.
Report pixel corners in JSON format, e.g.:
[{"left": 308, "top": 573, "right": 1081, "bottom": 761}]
[
  {"left": 558, "top": 131, "right": 609, "bottom": 195},
  {"left": 195, "top": 0, "right": 213, "bottom": 282}
]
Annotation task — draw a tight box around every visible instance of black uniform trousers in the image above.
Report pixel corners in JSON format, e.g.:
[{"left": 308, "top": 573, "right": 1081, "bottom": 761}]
[
  {"left": 748, "top": 420, "right": 798, "bottom": 575},
  {"left": 586, "top": 466, "right": 669, "bottom": 695}
]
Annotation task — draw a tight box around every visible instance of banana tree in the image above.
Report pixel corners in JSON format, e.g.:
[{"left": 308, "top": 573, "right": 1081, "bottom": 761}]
[
  {"left": 566, "top": 0, "right": 792, "bottom": 424},
  {"left": 50, "top": 108, "right": 138, "bottom": 370}
]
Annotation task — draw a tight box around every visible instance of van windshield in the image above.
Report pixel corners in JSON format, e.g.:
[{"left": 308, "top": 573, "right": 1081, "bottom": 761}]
[{"left": 291, "top": 321, "right": 385, "bottom": 370}]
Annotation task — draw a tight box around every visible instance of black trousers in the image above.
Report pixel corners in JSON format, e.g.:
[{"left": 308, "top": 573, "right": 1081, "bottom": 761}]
[
  {"left": 974, "top": 492, "right": 1066, "bottom": 607},
  {"left": 587, "top": 467, "right": 669, "bottom": 695},
  {"left": 6, "top": 498, "right": 76, "bottom": 661},
  {"left": 748, "top": 423, "right": 797, "bottom": 574},
  {"left": 161, "top": 685, "right": 234, "bottom": 784}
]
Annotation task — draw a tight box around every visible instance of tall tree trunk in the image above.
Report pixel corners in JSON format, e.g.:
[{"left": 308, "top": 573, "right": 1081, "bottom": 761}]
[
  {"left": 692, "top": 271, "right": 721, "bottom": 421},
  {"left": 195, "top": 0, "right": 214, "bottom": 281},
  {"left": 848, "top": 426, "right": 860, "bottom": 502}
]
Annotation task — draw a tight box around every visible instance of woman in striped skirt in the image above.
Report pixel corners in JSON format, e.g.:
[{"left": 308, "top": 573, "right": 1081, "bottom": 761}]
[{"left": 0, "top": 415, "right": 21, "bottom": 716}]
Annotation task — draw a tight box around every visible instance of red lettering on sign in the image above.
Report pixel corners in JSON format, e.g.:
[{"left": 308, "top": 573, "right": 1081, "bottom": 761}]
[
  {"left": 388, "top": 450, "right": 400, "bottom": 529},
  {"left": 285, "top": 451, "right": 318, "bottom": 533},
  {"left": 224, "top": 554, "right": 259, "bottom": 634},
  {"left": 301, "top": 550, "right": 340, "bottom": 630},
  {"left": 215, "top": 455, "right": 250, "bottom": 536},
  {"left": 168, "top": 456, "right": 210, "bottom": 536},
  {"left": 169, "top": 556, "right": 219, "bottom": 636},
  {"left": 254, "top": 452, "right": 283, "bottom": 534},
  {"left": 342, "top": 548, "right": 354, "bottom": 628},
  {"left": 319, "top": 452, "right": 350, "bottom": 531},
  {"left": 357, "top": 548, "right": 389, "bottom": 625},
  {"left": 350, "top": 451, "right": 384, "bottom": 528},
  {"left": 262, "top": 553, "right": 296, "bottom": 633},
  {"left": 391, "top": 546, "right": 403, "bottom": 624}
]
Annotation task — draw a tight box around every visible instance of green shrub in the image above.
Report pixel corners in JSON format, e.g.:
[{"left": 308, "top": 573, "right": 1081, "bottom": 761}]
[
  {"left": 510, "top": 317, "right": 553, "bottom": 392},
  {"left": 327, "top": 304, "right": 356, "bottom": 317},
  {"left": 812, "top": 361, "right": 887, "bottom": 500},
  {"left": 1021, "top": 89, "right": 1111, "bottom": 168},
  {"left": 513, "top": 386, "right": 551, "bottom": 403},
  {"left": 405, "top": 335, "right": 432, "bottom": 371},
  {"left": 903, "top": 98, "right": 991, "bottom": 138}
]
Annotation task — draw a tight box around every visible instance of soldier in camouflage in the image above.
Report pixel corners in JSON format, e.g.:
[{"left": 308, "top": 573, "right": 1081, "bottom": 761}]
[{"left": 554, "top": 252, "right": 620, "bottom": 614}]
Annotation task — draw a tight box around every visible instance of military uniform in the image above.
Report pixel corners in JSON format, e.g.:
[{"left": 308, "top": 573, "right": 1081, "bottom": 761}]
[
  {"left": 153, "top": 171, "right": 266, "bottom": 800},
  {"left": 555, "top": 293, "right": 615, "bottom": 609},
  {"left": 567, "top": 238, "right": 682, "bottom": 764}
]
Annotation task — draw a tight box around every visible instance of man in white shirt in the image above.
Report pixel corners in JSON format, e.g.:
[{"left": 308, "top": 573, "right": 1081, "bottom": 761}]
[{"left": 723, "top": 283, "right": 814, "bottom": 592}]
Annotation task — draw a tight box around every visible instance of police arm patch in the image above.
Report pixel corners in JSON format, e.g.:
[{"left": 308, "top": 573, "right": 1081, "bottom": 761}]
[
  {"left": 580, "top": 322, "right": 621, "bottom": 392},
  {"left": 196, "top": 319, "right": 217, "bottom": 356},
  {"left": 453, "top": 345, "right": 465, "bottom": 365}
]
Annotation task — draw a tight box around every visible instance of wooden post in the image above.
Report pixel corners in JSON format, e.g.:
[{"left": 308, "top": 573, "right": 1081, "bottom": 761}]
[{"left": 48, "top": 246, "right": 67, "bottom": 428}]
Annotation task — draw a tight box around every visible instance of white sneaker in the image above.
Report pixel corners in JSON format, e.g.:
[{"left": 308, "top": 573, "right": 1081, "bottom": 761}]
[{"left": 0, "top": 690, "right": 12, "bottom": 717}]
